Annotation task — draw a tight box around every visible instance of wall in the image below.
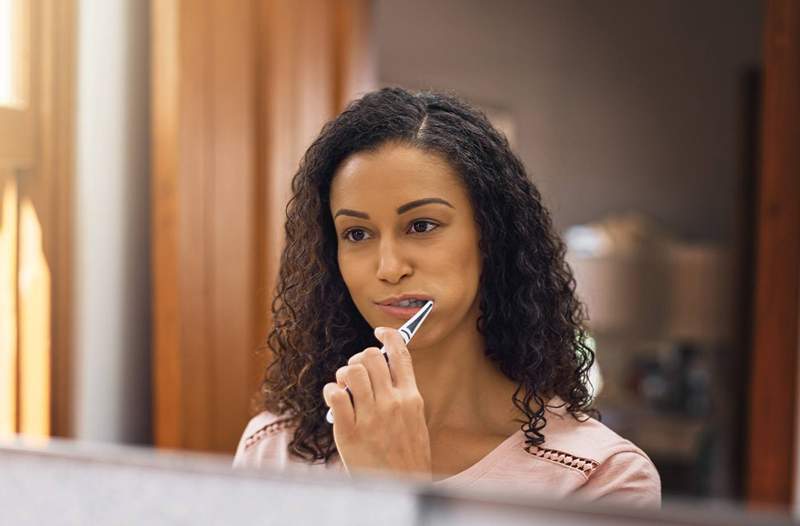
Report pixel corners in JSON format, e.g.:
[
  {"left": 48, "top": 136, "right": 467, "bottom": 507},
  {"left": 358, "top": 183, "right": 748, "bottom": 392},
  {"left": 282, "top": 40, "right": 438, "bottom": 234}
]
[{"left": 375, "top": 0, "right": 763, "bottom": 243}]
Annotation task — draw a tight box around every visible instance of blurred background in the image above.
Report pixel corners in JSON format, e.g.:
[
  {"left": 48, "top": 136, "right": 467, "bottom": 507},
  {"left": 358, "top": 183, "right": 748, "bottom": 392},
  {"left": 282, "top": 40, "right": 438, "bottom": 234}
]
[{"left": 1, "top": 0, "right": 799, "bottom": 517}]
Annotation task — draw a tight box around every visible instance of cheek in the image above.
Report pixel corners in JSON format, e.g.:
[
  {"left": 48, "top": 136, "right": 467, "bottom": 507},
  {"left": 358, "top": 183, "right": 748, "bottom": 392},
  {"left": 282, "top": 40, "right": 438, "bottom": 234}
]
[
  {"left": 338, "top": 251, "right": 368, "bottom": 295},
  {"left": 443, "top": 229, "right": 481, "bottom": 286},
  {"left": 449, "top": 256, "right": 481, "bottom": 301}
]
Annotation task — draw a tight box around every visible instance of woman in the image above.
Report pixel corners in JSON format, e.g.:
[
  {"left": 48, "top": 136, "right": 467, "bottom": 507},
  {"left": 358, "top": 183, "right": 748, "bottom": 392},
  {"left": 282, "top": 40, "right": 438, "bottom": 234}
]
[{"left": 233, "top": 87, "right": 661, "bottom": 508}]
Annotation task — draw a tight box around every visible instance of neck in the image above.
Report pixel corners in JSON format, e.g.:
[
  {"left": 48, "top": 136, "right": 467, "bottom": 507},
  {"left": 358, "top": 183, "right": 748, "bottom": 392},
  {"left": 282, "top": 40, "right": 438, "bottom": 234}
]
[{"left": 409, "top": 306, "right": 524, "bottom": 437}]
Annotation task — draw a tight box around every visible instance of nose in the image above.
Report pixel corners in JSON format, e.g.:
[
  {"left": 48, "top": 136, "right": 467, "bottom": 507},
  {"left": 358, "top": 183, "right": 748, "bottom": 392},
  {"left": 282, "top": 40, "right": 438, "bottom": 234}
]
[{"left": 375, "top": 236, "right": 412, "bottom": 284}]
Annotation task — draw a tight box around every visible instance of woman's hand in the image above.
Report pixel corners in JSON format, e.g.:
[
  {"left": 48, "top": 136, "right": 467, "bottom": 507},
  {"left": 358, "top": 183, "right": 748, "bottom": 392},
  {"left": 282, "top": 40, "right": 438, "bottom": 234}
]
[{"left": 322, "top": 326, "right": 432, "bottom": 482}]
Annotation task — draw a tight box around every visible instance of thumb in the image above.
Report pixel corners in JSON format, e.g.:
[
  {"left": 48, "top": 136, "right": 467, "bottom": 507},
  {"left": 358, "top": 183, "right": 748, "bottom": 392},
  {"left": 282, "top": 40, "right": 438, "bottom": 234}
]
[{"left": 374, "top": 326, "right": 406, "bottom": 348}]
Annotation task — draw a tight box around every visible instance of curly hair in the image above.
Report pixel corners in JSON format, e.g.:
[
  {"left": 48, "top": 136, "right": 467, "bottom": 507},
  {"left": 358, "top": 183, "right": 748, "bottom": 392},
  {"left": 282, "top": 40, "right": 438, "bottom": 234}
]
[{"left": 258, "top": 86, "right": 598, "bottom": 464}]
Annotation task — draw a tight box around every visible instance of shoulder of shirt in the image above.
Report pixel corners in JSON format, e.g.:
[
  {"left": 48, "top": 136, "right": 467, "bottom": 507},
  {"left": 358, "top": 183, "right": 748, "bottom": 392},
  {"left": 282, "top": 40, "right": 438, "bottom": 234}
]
[
  {"left": 511, "top": 398, "right": 658, "bottom": 481},
  {"left": 239, "top": 410, "right": 299, "bottom": 452}
]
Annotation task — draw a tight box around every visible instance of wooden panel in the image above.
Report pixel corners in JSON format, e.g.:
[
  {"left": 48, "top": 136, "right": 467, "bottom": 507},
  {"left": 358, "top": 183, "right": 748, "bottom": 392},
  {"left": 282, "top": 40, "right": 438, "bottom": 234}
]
[
  {"left": 153, "top": 0, "right": 260, "bottom": 452},
  {"left": 334, "top": 0, "right": 377, "bottom": 110},
  {"left": 258, "top": 0, "right": 337, "bottom": 349},
  {"left": 746, "top": 0, "right": 800, "bottom": 509},
  {"left": 257, "top": 0, "right": 377, "bottom": 346},
  {"left": 177, "top": 0, "right": 212, "bottom": 451},
  {"left": 151, "top": 0, "right": 183, "bottom": 448},
  {"left": 152, "top": 0, "right": 375, "bottom": 452},
  {"left": 37, "top": 0, "right": 76, "bottom": 439},
  {"left": 207, "top": 0, "right": 257, "bottom": 451}
]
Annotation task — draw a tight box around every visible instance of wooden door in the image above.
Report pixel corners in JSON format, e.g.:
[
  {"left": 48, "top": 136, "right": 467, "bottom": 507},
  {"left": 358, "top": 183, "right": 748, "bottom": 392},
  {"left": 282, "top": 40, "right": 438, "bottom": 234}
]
[{"left": 151, "top": 0, "right": 375, "bottom": 452}]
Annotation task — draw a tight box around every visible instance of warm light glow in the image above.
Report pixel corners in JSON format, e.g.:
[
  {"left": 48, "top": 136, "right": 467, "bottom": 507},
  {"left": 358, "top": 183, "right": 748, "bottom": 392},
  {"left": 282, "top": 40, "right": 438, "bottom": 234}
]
[
  {"left": 18, "top": 197, "right": 51, "bottom": 437},
  {"left": 0, "top": 0, "right": 29, "bottom": 109},
  {"left": 0, "top": 177, "right": 18, "bottom": 436}
]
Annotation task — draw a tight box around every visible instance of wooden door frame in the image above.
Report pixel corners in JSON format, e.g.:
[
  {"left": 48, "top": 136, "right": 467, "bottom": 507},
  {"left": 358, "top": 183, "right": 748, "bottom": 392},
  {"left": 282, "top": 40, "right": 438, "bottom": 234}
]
[{"left": 746, "top": 0, "right": 800, "bottom": 509}]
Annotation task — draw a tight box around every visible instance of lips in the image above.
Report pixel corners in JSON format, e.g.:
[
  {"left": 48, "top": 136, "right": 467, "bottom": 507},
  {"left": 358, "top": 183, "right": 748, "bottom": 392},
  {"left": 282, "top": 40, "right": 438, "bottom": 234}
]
[
  {"left": 374, "top": 298, "right": 432, "bottom": 321},
  {"left": 375, "top": 293, "right": 434, "bottom": 307}
]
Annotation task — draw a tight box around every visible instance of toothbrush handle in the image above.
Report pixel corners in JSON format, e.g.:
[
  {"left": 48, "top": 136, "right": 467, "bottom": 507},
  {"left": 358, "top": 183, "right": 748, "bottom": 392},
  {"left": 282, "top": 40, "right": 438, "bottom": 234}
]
[{"left": 326, "top": 349, "right": 389, "bottom": 424}]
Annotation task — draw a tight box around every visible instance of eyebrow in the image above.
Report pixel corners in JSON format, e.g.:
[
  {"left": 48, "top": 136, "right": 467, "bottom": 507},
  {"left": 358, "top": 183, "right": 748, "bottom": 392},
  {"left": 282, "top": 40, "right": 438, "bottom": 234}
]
[{"left": 333, "top": 197, "right": 455, "bottom": 220}]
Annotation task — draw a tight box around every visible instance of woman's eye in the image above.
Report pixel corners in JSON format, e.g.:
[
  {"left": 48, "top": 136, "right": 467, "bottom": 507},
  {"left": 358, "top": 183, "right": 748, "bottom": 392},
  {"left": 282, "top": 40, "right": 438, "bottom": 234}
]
[
  {"left": 408, "top": 220, "right": 439, "bottom": 234},
  {"left": 343, "top": 228, "right": 370, "bottom": 242},
  {"left": 342, "top": 221, "right": 438, "bottom": 242}
]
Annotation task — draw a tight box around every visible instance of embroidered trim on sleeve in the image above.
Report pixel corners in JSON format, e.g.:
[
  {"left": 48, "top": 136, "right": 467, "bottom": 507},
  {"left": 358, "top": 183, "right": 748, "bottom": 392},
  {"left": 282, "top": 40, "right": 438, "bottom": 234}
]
[
  {"left": 524, "top": 445, "right": 600, "bottom": 477},
  {"left": 243, "top": 416, "right": 298, "bottom": 451}
]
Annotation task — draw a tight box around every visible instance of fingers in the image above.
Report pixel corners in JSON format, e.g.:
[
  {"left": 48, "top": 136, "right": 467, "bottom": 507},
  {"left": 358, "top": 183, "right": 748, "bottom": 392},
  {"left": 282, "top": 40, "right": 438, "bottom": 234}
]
[
  {"left": 323, "top": 382, "right": 355, "bottom": 430},
  {"left": 374, "top": 327, "right": 417, "bottom": 391},
  {"left": 335, "top": 362, "right": 373, "bottom": 417},
  {"left": 348, "top": 347, "right": 394, "bottom": 401},
  {"left": 325, "top": 333, "right": 415, "bottom": 428}
]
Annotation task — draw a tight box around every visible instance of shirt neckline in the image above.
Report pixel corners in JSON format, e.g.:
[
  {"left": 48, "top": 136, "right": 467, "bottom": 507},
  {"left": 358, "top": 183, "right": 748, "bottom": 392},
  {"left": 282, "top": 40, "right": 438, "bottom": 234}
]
[
  {"left": 429, "top": 396, "right": 569, "bottom": 486},
  {"left": 430, "top": 427, "right": 525, "bottom": 486}
]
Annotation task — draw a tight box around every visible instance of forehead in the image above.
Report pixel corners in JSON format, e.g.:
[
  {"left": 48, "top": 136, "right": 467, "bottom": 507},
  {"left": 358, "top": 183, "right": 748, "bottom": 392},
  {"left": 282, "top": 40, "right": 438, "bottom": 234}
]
[{"left": 330, "top": 144, "right": 468, "bottom": 208}]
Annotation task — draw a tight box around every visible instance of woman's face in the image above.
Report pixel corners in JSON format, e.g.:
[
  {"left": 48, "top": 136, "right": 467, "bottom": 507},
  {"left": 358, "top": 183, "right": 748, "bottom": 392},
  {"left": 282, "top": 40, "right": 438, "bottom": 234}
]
[{"left": 329, "top": 142, "right": 483, "bottom": 350}]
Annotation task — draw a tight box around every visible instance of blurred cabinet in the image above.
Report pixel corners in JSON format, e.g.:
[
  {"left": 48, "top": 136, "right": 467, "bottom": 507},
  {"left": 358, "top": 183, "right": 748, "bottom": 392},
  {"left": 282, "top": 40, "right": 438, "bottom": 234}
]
[{"left": 568, "top": 238, "right": 742, "bottom": 499}]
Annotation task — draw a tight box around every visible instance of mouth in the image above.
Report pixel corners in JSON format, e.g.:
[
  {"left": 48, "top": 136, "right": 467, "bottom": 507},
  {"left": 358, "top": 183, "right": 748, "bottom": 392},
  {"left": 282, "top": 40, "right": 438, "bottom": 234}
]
[{"left": 374, "top": 295, "right": 433, "bottom": 319}]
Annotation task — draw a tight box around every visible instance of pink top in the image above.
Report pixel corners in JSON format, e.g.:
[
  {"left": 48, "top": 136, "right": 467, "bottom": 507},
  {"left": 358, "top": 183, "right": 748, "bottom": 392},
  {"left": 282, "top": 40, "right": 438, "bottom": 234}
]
[{"left": 232, "top": 398, "right": 661, "bottom": 509}]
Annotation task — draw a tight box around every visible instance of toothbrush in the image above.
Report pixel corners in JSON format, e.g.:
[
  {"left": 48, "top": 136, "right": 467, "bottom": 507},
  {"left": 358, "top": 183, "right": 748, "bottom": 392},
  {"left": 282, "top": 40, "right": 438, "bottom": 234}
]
[{"left": 326, "top": 300, "right": 434, "bottom": 424}]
